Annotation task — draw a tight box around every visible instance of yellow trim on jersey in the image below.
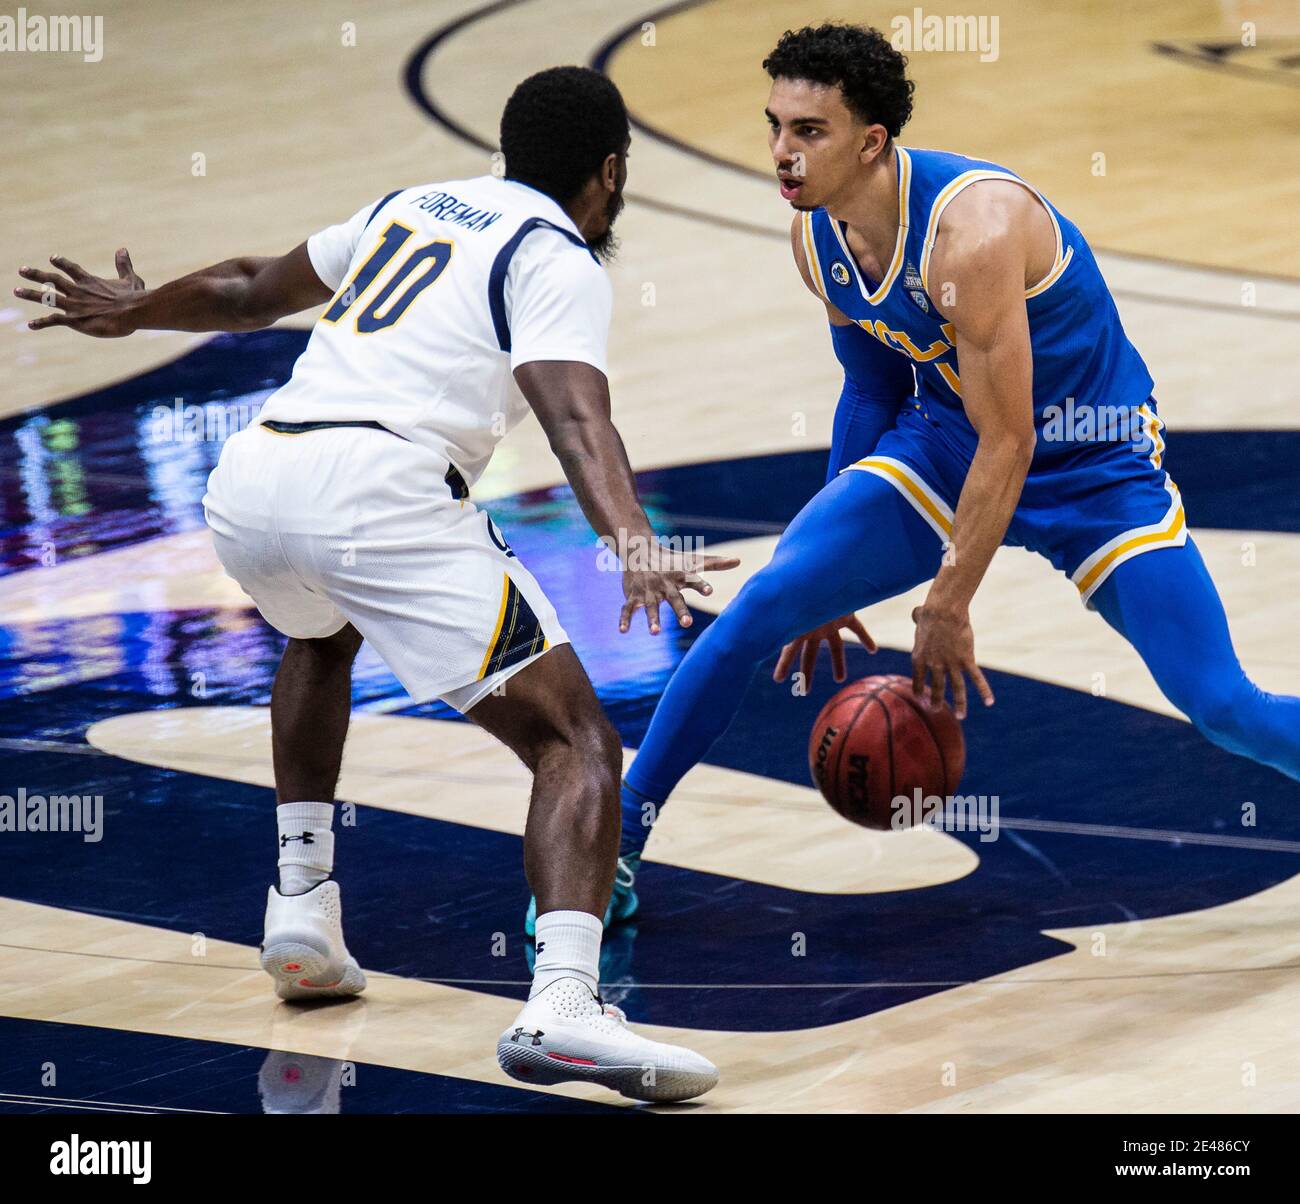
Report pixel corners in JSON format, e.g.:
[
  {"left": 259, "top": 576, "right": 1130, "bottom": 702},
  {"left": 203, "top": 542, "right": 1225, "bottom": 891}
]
[
  {"left": 1071, "top": 478, "right": 1186, "bottom": 604},
  {"left": 846, "top": 455, "right": 953, "bottom": 540},
  {"left": 1024, "top": 246, "right": 1073, "bottom": 299},
  {"left": 827, "top": 146, "right": 911, "bottom": 307},
  {"left": 1138, "top": 402, "right": 1165, "bottom": 469},
  {"left": 919, "top": 170, "right": 1071, "bottom": 301},
  {"left": 935, "top": 361, "right": 963, "bottom": 398},
  {"left": 801, "top": 211, "right": 828, "bottom": 300},
  {"left": 478, "top": 573, "right": 512, "bottom": 680}
]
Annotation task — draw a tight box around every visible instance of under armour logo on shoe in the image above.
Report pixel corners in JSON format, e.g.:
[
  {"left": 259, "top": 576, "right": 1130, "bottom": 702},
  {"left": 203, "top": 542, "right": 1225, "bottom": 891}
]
[
  {"left": 279, "top": 831, "right": 315, "bottom": 847},
  {"left": 510, "top": 1027, "right": 544, "bottom": 1047}
]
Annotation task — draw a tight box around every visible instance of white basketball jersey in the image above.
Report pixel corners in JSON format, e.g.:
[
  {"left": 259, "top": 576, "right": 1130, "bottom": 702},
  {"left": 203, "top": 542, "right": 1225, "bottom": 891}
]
[{"left": 258, "top": 175, "right": 611, "bottom": 485}]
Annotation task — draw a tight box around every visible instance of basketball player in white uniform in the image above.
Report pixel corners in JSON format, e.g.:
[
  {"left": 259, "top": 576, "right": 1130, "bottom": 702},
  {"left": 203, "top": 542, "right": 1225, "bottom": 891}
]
[{"left": 15, "top": 68, "right": 731, "bottom": 1103}]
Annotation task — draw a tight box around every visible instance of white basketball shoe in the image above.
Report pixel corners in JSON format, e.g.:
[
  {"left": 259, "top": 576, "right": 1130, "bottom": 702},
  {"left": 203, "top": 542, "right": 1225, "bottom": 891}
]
[
  {"left": 260, "top": 881, "right": 366, "bottom": 1001},
  {"left": 497, "top": 976, "right": 718, "bottom": 1103}
]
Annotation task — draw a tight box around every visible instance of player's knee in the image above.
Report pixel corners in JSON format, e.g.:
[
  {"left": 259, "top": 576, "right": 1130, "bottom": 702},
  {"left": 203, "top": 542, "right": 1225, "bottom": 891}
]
[
  {"left": 577, "top": 714, "right": 623, "bottom": 785},
  {"left": 1184, "top": 677, "right": 1251, "bottom": 749},
  {"left": 291, "top": 624, "right": 362, "bottom": 664},
  {"left": 549, "top": 719, "right": 621, "bottom": 840},
  {"left": 715, "top": 568, "right": 791, "bottom": 653},
  {"left": 533, "top": 709, "right": 621, "bottom": 785}
]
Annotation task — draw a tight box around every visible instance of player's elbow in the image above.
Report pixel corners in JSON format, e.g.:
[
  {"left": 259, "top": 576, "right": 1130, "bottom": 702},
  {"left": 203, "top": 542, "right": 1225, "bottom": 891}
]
[
  {"left": 215, "top": 282, "right": 272, "bottom": 331},
  {"left": 227, "top": 302, "right": 274, "bottom": 332},
  {"left": 982, "top": 422, "right": 1036, "bottom": 470},
  {"left": 1008, "top": 433, "right": 1037, "bottom": 472},
  {"left": 1009, "top": 425, "right": 1037, "bottom": 462},
  {"left": 227, "top": 260, "right": 287, "bottom": 331},
  {"left": 543, "top": 410, "right": 603, "bottom": 467}
]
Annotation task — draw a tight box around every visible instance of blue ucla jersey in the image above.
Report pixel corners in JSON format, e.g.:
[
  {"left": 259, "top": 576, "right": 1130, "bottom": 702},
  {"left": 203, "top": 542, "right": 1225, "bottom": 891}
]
[{"left": 801, "top": 146, "right": 1155, "bottom": 459}]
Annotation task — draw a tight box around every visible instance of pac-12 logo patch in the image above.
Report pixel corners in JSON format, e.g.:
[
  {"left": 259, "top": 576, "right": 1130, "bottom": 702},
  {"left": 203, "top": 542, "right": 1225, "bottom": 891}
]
[
  {"left": 904, "top": 260, "right": 930, "bottom": 311},
  {"left": 830, "top": 261, "right": 850, "bottom": 286}
]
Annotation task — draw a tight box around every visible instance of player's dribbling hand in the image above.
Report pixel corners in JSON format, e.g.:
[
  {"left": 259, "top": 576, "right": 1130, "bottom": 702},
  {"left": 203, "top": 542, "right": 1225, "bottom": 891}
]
[
  {"left": 910, "top": 603, "right": 994, "bottom": 720},
  {"left": 773, "top": 614, "right": 877, "bottom": 687},
  {"left": 619, "top": 551, "right": 740, "bottom": 636},
  {"left": 15, "top": 249, "right": 145, "bottom": 336}
]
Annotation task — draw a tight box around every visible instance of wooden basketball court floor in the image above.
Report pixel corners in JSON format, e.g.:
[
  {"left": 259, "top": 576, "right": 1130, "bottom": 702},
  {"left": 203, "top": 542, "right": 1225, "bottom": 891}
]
[{"left": 1, "top": 0, "right": 1299, "bottom": 1113}]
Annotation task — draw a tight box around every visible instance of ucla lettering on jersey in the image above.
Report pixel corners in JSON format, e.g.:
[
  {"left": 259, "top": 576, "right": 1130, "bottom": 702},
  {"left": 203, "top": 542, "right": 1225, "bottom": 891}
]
[
  {"left": 801, "top": 147, "right": 1156, "bottom": 461},
  {"left": 257, "top": 176, "right": 611, "bottom": 486}
]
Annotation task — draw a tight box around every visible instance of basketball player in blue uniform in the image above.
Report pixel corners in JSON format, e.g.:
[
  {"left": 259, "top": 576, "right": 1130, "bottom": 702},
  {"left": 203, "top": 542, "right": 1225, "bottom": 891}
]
[{"left": 576, "top": 23, "right": 1300, "bottom": 927}]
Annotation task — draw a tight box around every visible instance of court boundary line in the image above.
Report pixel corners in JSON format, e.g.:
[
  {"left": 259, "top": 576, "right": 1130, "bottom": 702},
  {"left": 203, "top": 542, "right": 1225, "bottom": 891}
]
[
  {"left": 0, "top": 1090, "right": 226, "bottom": 1116},
  {"left": 1, "top": 939, "right": 1297, "bottom": 991},
  {"left": 400, "top": 0, "right": 781, "bottom": 243}
]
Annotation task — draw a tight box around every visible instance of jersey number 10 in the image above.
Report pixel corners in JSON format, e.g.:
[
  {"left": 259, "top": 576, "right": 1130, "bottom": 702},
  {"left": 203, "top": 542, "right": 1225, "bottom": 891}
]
[{"left": 322, "top": 221, "right": 453, "bottom": 333}]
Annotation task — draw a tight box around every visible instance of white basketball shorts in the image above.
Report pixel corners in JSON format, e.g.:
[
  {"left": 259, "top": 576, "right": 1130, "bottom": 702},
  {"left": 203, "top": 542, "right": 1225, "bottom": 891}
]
[{"left": 203, "top": 422, "right": 569, "bottom": 712}]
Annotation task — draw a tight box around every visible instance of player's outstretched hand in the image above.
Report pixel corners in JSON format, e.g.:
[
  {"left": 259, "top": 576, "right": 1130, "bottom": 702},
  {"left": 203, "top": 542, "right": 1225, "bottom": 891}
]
[
  {"left": 773, "top": 614, "right": 877, "bottom": 688},
  {"left": 618, "top": 550, "right": 740, "bottom": 636},
  {"left": 15, "top": 249, "right": 145, "bottom": 336},
  {"left": 909, "top": 603, "right": 994, "bottom": 721}
]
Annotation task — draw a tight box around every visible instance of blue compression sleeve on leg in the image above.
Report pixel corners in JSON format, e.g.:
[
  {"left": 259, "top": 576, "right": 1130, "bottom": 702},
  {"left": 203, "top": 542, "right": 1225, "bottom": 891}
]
[
  {"left": 1093, "top": 539, "right": 1300, "bottom": 781},
  {"left": 619, "top": 467, "right": 942, "bottom": 856},
  {"left": 825, "top": 322, "right": 914, "bottom": 483},
  {"left": 620, "top": 780, "right": 660, "bottom": 855}
]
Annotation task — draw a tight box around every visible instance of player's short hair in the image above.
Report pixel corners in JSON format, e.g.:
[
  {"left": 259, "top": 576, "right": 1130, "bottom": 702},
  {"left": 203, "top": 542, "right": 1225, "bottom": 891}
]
[
  {"left": 763, "top": 23, "right": 914, "bottom": 138},
  {"left": 500, "top": 67, "right": 630, "bottom": 204}
]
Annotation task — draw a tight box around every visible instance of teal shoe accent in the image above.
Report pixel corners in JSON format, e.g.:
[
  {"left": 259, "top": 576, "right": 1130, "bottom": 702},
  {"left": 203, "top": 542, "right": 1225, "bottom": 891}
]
[
  {"left": 607, "top": 852, "right": 640, "bottom": 925},
  {"left": 524, "top": 853, "right": 640, "bottom": 937}
]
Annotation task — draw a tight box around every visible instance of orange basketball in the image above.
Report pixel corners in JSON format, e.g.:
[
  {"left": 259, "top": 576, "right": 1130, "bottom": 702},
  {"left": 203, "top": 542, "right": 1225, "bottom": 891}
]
[{"left": 808, "top": 674, "right": 965, "bottom": 830}]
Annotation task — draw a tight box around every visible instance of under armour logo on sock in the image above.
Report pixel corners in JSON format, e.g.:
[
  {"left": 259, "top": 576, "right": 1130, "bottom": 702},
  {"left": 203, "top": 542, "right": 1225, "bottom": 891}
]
[
  {"left": 535, "top": 940, "right": 545, "bottom": 954},
  {"left": 279, "top": 831, "right": 315, "bottom": 847}
]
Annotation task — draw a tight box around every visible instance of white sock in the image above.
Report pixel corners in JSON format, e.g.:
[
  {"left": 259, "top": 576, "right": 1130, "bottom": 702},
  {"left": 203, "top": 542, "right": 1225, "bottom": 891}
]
[
  {"left": 531, "top": 910, "right": 602, "bottom": 998},
  {"left": 276, "top": 801, "right": 335, "bottom": 895}
]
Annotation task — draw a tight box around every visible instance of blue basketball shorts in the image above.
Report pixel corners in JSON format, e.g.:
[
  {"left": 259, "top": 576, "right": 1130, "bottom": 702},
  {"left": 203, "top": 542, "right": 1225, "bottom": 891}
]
[{"left": 844, "top": 400, "right": 1187, "bottom": 607}]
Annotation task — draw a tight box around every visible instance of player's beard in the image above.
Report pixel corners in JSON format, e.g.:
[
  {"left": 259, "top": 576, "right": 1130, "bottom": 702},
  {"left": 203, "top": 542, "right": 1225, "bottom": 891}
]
[{"left": 587, "top": 188, "right": 625, "bottom": 263}]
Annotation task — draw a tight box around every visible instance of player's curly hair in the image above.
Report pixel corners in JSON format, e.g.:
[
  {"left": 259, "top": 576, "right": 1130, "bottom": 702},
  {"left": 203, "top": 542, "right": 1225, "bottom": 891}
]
[
  {"left": 763, "top": 23, "right": 914, "bottom": 138},
  {"left": 500, "top": 67, "right": 629, "bottom": 204}
]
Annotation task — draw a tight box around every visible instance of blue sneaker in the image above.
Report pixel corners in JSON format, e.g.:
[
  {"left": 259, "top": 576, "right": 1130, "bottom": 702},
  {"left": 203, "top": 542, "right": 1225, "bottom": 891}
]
[{"left": 525, "top": 853, "right": 640, "bottom": 937}]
